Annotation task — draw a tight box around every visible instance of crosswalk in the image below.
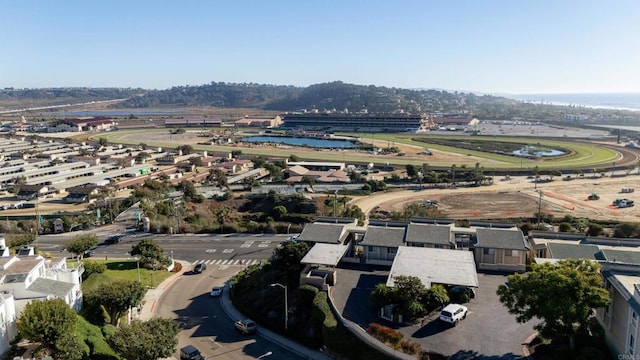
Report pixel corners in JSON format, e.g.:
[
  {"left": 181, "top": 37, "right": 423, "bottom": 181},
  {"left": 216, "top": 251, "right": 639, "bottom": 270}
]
[{"left": 191, "top": 259, "right": 263, "bottom": 266}]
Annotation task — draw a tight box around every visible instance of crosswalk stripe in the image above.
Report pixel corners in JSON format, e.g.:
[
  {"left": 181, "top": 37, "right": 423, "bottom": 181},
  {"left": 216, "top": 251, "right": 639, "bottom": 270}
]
[{"left": 191, "top": 259, "right": 263, "bottom": 265}]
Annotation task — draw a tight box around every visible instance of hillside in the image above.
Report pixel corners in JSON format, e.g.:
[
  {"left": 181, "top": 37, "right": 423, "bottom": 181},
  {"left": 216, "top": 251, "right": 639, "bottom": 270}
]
[{"left": 2, "top": 82, "right": 639, "bottom": 124}]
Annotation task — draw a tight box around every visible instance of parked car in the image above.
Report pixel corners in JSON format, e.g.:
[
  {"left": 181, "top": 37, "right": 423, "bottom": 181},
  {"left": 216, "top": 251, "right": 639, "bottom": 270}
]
[
  {"left": 179, "top": 345, "right": 204, "bottom": 360},
  {"left": 234, "top": 319, "right": 257, "bottom": 334},
  {"left": 193, "top": 262, "right": 206, "bottom": 274},
  {"left": 439, "top": 303, "right": 468, "bottom": 326},
  {"left": 210, "top": 286, "right": 223, "bottom": 297},
  {"left": 449, "top": 286, "right": 476, "bottom": 302}
]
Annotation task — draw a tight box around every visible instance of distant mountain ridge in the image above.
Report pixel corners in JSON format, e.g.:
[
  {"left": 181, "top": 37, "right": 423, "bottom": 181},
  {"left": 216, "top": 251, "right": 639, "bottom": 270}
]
[{"left": 2, "top": 81, "right": 639, "bottom": 123}]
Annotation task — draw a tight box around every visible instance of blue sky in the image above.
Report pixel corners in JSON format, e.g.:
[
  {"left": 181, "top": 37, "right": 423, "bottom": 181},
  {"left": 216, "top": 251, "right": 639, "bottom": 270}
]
[{"left": 2, "top": 0, "right": 639, "bottom": 93}]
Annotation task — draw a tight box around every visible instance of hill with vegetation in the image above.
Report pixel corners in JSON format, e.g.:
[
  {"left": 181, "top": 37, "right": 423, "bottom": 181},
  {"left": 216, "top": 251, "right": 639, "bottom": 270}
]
[{"left": 3, "top": 82, "right": 639, "bottom": 123}]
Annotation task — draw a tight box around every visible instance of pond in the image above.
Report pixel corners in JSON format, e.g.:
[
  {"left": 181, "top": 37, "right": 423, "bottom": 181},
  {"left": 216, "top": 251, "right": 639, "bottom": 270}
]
[
  {"left": 512, "top": 145, "right": 566, "bottom": 157},
  {"left": 242, "top": 136, "right": 358, "bottom": 149}
]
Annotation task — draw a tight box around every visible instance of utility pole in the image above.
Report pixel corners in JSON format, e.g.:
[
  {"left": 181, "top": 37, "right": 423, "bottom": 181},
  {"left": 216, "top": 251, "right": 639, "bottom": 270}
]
[{"left": 537, "top": 190, "right": 544, "bottom": 228}]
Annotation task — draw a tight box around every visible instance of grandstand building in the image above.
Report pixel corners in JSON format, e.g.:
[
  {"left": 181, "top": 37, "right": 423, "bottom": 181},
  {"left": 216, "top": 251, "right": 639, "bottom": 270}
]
[{"left": 281, "top": 112, "right": 425, "bottom": 132}]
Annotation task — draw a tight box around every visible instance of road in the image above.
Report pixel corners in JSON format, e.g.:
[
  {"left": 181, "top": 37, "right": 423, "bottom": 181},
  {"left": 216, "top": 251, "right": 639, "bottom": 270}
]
[
  {"left": 156, "top": 262, "right": 304, "bottom": 360},
  {"left": 37, "top": 231, "right": 288, "bottom": 265}
]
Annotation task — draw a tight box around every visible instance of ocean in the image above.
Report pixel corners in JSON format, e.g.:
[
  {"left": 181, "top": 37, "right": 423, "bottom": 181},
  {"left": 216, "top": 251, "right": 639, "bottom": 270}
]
[{"left": 505, "top": 93, "right": 640, "bottom": 112}]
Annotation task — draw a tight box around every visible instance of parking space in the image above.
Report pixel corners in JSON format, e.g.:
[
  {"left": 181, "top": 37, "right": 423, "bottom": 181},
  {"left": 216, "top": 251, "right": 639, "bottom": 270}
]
[{"left": 332, "top": 267, "right": 537, "bottom": 359}]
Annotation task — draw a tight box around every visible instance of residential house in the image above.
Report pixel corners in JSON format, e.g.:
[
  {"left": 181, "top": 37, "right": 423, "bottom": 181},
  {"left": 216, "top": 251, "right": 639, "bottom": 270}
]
[
  {"left": 597, "top": 269, "right": 640, "bottom": 357},
  {"left": 360, "top": 221, "right": 407, "bottom": 266},
  {"left": 0, "top": 239, "right": 83, "bottom": 356},
  {"left": 474, "top": 228, "right": 529, "bottom": 272},
  {"left": 405, "top": 223, "right": 455, "bottom": 249}
]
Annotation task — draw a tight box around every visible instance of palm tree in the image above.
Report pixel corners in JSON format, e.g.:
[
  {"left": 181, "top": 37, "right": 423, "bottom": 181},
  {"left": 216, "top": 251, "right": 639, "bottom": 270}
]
[{"left": 216, "top": 207, "right": 230, "bottom": 233}]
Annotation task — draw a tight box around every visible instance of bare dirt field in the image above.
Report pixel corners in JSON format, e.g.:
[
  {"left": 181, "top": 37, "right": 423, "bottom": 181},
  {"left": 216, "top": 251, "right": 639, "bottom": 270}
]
[{"left": 354, "top": 174, "right": 640, "bottom": 222}]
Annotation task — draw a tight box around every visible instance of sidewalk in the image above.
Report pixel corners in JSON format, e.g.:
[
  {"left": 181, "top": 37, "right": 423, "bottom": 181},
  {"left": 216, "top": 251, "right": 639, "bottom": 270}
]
[
  {"left": 136, "top": 259, "right": 192, "bottom": 321},
  {"left": 138, "top": 259, "right": 333, "bottom": 360}
]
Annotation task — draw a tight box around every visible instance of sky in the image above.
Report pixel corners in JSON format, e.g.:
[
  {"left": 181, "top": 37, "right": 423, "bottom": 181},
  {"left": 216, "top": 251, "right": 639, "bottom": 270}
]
[{"left": 2, "top": 0, "right": 640, "bottom": 94}]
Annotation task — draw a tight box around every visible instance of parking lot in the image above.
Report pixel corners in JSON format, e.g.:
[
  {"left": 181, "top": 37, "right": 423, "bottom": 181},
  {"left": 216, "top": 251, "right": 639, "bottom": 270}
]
[{"left": 332, "top": 266, "right": 537, "bottom": 359}]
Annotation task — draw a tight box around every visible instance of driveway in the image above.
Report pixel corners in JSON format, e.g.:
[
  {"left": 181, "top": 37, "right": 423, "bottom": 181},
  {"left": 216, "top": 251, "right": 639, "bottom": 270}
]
[{"left": 332, "top": 266, "right": 537, "bottom": 359}]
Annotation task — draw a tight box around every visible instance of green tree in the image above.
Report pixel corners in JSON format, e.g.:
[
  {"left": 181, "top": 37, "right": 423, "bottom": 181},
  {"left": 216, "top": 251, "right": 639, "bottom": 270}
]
[
  {"left": 176, "top": 144, "right": 193, "bottom": 154},
  {"left": 273, "top": 205, "right": 288, "bottom": 219},
  {"left": 130, "top": 238, "right": 168, "bottom": 270},
  {"left": 252, "top": 155, "right": 267, "bottom": 168},
  {"left": 405, "top": 164, "right": 417, "bottom": 179},
  {"left": 496, "top": 259, "right": 610, "bottom": 350},
  {"left": 18, "top": 298, "right": 78, "bottom": 355},
  {"left": 394, "top": 276, "right": 428, "bottom": 320},
  {"left": 302, "top": 175, "right": 315, "bottom": 190},
  {"left": 427, "top": 284, "right": 449, "bottom": 309},
  {"left": 65, "top": 234, "right": 99, "bottom": 259},
  {"left": 272, "top": 241, "right": 309, "bottom": 273},
  {"left": 9, "top": 175, "right": 27, "bottom": 194},
  {"left": 213, "top": 169, "right": 229, "bottom": 190},
  {"left": 107, "top": 318, "right": 179, "bottom": 360},
  {"left": 88, "top": 280, "right": 146, "bottom": 326}
]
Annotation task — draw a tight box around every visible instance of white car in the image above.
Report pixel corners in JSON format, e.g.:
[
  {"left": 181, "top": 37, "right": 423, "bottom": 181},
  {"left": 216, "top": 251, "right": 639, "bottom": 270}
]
[
  {"left": 439, "top": 303, "right": 468, "bottom": 326},
  {"left": 210, "top": 286, "right": 223, "bottom": 297}
]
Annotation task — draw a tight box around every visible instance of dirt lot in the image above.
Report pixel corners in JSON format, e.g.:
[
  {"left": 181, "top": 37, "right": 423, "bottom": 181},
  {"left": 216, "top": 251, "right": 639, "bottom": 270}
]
[{"left": 354, "top": 174, "right": 640, "bottom": 222}]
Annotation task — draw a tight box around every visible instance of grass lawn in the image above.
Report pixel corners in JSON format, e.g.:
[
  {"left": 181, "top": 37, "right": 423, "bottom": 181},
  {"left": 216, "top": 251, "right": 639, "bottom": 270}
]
[{"left": 81, "top": 260, "right": 174, "bottom": 288}]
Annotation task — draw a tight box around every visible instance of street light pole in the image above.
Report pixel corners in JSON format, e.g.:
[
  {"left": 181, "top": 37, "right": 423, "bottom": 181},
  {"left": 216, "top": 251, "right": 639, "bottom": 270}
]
[
  {"left": 270, "top": 283, "right": 288, "bottom": 330},
  {"left": 257, "top": 351, "right": 272, "bottom": 359},
  {"left": 136, "top": 258, "right": 141, "bottom": 282}
]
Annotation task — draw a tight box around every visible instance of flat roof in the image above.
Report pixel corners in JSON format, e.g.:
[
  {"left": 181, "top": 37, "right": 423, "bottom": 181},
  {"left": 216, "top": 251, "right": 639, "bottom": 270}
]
[
  {"left": 301, "top": 243, "right": 349, "bottom": 266},
  {"left": 386, "top": 246, "right": 479, "bottom": 288}
]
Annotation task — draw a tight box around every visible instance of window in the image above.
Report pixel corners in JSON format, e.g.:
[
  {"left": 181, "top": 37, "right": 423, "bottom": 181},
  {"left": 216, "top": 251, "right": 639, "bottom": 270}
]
[
  {"left": 509, "top": 250, "right": 520, "bottom": 257},
  {"left": 633, "top": 311, "right": 638, "bottom": 328},
  {"left": 630, "top": 334, "right": 635, "bottom": 355},
  {"left": 483, "top": 248, "right": 495, "bottom": 255}
]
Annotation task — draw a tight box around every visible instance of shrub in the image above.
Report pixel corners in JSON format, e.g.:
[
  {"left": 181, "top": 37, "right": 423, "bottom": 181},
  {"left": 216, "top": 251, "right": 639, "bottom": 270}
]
[
  {"left": 297, "top": 284, "right": 319, "bottom": 305},
  {"left": 366, "top": 323, "right": 403, "bottom": 348},
  {"left": 83, "top": 261, "right": 107, "bottom": 280},
  {"left": 400, "top": 339, "right": 421, "bottom": 355},
  {"left": 172, "top": 262, "right": 182, "bottom": 273}
]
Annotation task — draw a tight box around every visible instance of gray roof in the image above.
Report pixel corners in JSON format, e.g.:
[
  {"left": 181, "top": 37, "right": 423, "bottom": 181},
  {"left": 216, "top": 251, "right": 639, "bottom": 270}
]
[
  {"left": 601, "top": 249, "right": 640, "bottom": 265},
  {"left": 387, "top": 246, "right": 479, "bottom": 288},
  {"left": 548, "top": 243, "right": 602, "bottom": 260},
  {"left": 299, "top": 223, "right": 345, "bottom": 244},
  {"left": 405, "top": 224, "right": 452, "bottom": 245},
  {"left": 361, "top": 225, "right": 406, "bottom": 247},
  {"left": 27, "top": 278, "right": 76, "bottom": 299},
  {"left": 475, "top": 228, "right": 528, "bottom": 250},
  {"left": 301, "top": 243, "right": 349, "bottom": 266}
]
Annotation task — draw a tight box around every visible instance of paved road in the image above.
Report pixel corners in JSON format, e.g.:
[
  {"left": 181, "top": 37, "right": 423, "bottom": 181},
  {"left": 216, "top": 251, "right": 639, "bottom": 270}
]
[
  {"left": 37, "top": 232, "right": 287, "bottom": 264},
  {"left": 156, "top": 264, "right": 304, "bottom": 360}
]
